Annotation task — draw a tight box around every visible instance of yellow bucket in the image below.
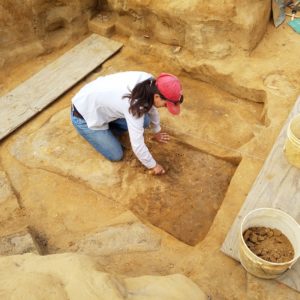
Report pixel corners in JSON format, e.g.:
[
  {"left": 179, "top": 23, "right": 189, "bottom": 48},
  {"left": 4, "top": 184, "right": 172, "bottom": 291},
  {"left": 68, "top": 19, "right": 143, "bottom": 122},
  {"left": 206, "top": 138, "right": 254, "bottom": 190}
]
[
  {"left": 239, "top": 208, "right": 300, "bottom": 279},
  {"left": 284, "top": 114, "right": 300, "bottom": 168}
]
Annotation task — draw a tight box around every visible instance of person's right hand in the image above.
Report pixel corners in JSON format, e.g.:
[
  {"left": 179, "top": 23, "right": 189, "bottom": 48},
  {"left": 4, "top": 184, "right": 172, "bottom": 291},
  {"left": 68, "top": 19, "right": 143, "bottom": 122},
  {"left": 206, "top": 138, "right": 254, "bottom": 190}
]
[{"left": 150, "top": 164, "right": 165, "bottom": 175}]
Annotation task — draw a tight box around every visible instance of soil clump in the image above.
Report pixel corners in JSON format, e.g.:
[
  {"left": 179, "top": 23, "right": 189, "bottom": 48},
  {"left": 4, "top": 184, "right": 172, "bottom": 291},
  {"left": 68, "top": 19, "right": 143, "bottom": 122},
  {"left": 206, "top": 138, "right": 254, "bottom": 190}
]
[{"left": 243, "top": 226, "right": 294, "bottom": 263}]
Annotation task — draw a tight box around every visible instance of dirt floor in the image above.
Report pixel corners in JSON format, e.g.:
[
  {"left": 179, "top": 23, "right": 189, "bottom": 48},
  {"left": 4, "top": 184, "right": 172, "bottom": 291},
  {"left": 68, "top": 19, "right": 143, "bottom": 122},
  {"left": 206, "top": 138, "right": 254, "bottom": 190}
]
[
  {"left": 130, "top": 139, "right": 236, "bottom": 246},
  {"left": 1, "top": 9, "right": 300, "bottom": 300}
]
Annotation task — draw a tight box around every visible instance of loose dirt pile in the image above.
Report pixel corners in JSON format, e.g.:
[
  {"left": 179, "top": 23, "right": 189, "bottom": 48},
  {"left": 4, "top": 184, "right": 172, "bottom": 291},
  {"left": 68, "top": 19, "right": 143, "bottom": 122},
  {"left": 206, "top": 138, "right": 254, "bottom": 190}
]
[{"left": 243, "top": 227, "right": 294, "bottom": 263}]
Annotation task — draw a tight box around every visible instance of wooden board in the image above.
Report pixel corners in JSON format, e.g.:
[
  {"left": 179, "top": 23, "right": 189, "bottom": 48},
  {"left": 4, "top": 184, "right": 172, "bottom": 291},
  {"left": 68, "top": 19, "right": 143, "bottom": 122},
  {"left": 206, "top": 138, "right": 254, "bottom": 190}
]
[
  {"left": 0, "top": 34, "right": 122, "bottom": 140},
  {"left": 221, "top": 96, "right": 300, "bottom": 292}
]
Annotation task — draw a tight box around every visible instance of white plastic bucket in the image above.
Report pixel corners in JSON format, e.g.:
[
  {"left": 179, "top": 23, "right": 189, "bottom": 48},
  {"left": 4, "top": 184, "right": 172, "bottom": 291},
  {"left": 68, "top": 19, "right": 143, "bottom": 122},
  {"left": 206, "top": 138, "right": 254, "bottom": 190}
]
[
  {"left": 239, "top": 208, "right": 300, "bottom": 279},
  {"left": 284, "top": 114, "right": 300, "bottom": 168}
]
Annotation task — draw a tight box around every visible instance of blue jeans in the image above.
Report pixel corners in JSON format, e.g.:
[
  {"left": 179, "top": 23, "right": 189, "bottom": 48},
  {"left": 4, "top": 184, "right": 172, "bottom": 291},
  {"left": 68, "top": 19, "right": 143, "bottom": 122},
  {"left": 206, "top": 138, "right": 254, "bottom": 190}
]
[{"left": 71, "top": 110, "right": 150, "bottom": 161}]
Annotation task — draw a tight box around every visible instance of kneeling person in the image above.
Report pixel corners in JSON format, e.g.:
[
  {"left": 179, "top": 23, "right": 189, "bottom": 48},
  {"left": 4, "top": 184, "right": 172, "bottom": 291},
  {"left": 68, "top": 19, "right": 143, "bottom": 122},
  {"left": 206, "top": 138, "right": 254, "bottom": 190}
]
[{"left": 71, "top": 71, "right": 184, "bottom": 175}]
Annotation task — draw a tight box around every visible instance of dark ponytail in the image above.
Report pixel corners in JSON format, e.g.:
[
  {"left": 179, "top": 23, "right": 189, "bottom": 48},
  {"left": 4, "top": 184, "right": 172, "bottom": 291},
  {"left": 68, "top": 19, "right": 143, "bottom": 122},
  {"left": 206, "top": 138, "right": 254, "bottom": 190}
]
[{"left": 123, "top": 78, "right": 158, "bottom": 118}]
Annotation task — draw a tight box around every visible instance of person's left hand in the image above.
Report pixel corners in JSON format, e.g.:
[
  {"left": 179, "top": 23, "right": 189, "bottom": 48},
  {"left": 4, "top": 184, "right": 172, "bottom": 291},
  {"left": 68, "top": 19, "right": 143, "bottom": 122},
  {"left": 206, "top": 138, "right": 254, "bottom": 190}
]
[{"left": 153, "top": 132, "right": 170, "bottom": 143}]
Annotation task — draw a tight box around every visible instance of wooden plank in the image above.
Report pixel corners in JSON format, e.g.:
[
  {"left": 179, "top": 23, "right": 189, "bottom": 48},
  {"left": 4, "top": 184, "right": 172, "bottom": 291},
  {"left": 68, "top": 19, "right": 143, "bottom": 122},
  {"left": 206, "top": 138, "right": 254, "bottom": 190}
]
[
  {"left": 0, "top": 34, "right": 122, "bottom": 140},
  {"left": 221, "top": 96, "right": 300, "bottom": 292}
]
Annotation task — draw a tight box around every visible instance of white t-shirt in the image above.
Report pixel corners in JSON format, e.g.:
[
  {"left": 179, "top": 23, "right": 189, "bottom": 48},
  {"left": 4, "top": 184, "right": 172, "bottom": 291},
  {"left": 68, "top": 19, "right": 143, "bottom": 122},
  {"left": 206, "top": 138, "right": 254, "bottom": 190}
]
[{"left": 72, "top": 71, "right": 161, "bottom": 169}]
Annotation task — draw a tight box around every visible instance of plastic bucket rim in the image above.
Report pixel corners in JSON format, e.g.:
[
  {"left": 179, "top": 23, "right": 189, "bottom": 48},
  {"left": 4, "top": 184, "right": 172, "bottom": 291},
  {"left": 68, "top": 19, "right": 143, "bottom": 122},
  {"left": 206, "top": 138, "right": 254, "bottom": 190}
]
[
  {"left": 287, "top": 125, "right": 300, "bottom": 146},
  {"left": 287, "top": 114, "right": 300, "bottom": 145},
  {"left": 240, "top": 208, "right": 300, "bottom": 266}
]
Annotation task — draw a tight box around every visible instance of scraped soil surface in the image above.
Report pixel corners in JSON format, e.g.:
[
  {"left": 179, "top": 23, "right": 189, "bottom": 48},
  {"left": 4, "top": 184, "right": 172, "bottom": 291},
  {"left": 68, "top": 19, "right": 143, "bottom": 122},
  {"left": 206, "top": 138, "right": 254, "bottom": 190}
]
[
  {"left": 1, "top": 14, "right": 300, "bottom": 298},
  {"left": 243, "top": 227, "right": 294, "bottom": 263},
  {"left": 129, "top": 138, "right": 237, "bottom": 245}
]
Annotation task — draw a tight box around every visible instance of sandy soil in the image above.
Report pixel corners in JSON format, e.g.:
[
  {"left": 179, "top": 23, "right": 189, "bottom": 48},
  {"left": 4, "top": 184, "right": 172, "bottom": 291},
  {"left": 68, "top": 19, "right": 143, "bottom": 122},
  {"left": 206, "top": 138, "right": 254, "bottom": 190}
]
[
  {"left": 1, "top": 15, "right": 300, "bottom": 300},
  {"left": 130, "top": 139, "right": 236, "bottom": 246}
]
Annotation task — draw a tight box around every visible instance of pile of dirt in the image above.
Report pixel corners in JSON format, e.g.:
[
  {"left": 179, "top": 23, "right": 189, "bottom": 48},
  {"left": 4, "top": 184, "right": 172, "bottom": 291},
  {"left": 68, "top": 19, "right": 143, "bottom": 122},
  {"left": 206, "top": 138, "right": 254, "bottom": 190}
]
[{"left": 243, "top": 227, "right": 294, "bottom": 263}]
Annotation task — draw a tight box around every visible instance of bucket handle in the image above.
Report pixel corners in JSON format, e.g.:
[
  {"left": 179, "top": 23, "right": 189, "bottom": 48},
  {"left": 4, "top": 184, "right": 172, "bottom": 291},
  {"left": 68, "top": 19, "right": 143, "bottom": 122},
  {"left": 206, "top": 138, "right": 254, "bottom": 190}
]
[{"left": 260, "top": 262, "right": 291, "bottom": 276}]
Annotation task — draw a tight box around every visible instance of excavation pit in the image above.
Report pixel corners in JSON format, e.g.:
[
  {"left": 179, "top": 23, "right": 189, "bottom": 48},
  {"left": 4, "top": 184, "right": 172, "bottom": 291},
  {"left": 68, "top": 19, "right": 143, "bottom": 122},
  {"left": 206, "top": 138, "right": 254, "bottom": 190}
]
[
  {"left": 129, "top": 140, "right": 237, "bottom": 246},
  {"left": 0, "top": 43, "right": 264, "bottom": 253},
  {"left": 1, "top": 0, "right": 300, "bottom": 298}
]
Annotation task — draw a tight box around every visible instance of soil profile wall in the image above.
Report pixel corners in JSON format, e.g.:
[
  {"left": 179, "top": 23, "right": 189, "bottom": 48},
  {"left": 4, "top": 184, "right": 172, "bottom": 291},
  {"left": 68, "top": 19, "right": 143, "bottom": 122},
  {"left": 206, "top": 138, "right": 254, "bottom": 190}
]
[
  {"left": 0, "top": 0, "right": 98, "bottom": 69},
  {"left": 105, "top": 0, "right": 271, "bottom": 58},
  {"left": 1, "top": 1, "right": 271, "bottom": 70}
]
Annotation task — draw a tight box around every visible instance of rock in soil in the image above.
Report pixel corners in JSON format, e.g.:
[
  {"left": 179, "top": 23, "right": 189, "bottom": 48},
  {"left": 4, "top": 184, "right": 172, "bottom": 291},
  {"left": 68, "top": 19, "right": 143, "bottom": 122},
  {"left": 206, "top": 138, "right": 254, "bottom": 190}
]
[{"left": 0, "top": 228, "right": 42, "bottom": 255}]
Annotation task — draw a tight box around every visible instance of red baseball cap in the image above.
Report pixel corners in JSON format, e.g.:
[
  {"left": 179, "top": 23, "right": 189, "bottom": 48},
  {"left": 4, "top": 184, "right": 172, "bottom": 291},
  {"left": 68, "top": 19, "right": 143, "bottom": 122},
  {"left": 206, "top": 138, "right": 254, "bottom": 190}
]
[{"left": 155, "top": 73, "right": 183, "bottom": 115}]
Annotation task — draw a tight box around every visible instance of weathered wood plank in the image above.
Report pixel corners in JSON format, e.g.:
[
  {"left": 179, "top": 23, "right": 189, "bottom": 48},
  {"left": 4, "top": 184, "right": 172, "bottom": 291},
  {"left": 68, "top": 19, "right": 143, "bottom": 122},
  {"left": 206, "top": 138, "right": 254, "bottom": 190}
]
[
  {"left": 0, "top": 34, "right": 122, "bottom": 140},
  {"left": 221, "top": 96, "right": 300, "bottom": 292}
]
